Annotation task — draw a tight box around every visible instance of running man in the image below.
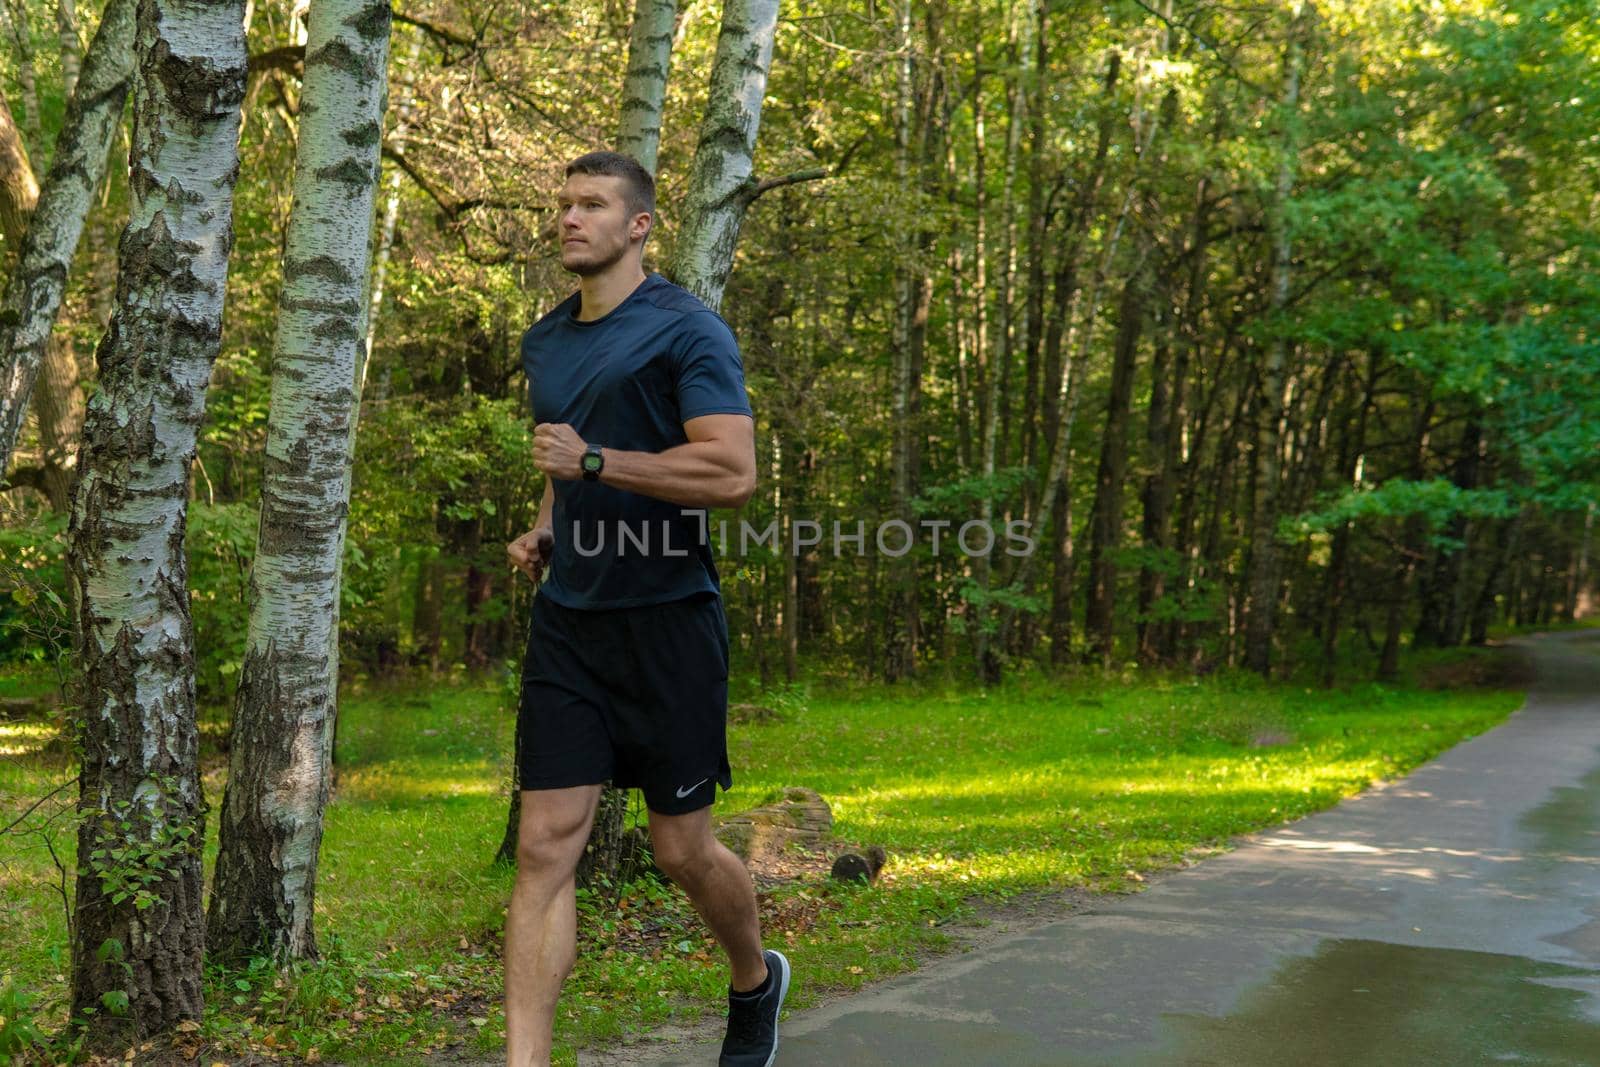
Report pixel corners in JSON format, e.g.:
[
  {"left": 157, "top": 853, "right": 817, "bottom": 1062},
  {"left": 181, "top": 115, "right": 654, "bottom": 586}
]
[{"left": 504, "top": 150, "right": 789, "bottom": 1067}]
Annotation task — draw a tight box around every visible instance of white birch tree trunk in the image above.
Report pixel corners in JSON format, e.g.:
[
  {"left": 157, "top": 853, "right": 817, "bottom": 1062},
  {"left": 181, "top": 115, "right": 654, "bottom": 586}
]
[
  {"left": 0, "top": 0, "right": 135, "bottom": 476},
  {"left": 668, "top": 0, "right": 778, "bottom": 312},
  {"left": 58, "top": 0, "right": 80, "bottom": 98},
  {"left": 207, "top": 0, "right": 391, "bottom": 964},
  {"left": 365, "top": 28, "right": 419, "bottom": 370},
  {"left": 1, "top": 0, "right": 41, "bottom": 144},
  {"left": 0, "top": 67, "right": 84, "bottom": 513},
  {"left": 65, "top": 0, "right": 245, "bottom": 1044},
  {"left": 616, "top": 0, "right": 676, "bottom": 175}
]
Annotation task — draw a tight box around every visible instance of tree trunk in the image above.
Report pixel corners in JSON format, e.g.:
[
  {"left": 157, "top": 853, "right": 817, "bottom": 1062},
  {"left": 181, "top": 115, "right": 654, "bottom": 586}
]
[
  {"left": 412, "top": 547, "right": 445, "bottom": 669},
  {"left": 1319, "top": 354, "right": 1377, "bottom": 687},
  {"left": 1242, "top": 9, "right": 1305, "bottom": 676},
  {"left": 208, "top": 0, "right": 390, "bottom": 964},
  {"left": 32, "top": 335, "right": 81, "bottom": 507},
  {"left": 2, "top": 0, "right": 40, "bottom": 145},
  {"left": 1010, "top": 61, "right": 1159, "bottom": 663},
  {"left": 1470, "top": 513, "right": 1520, "bottom": 644},
  {"left": 366, "top": 29, "right": 422, "bottom": 369},
  {"left": 0, "top": 0, "right": 135, "bottom": 476},
  {"left": 1040, "top": 53, "right": 1119, "bottom": 663},
  {"left": 886, "top": 0, "right": 943, "bottom": 681},
  {"left": 616, "top": 0, "right": 676, "bottom": 176},
  {"left": 66, "top": 0, "right": 245, "bottom": 1043},
  {"left": 58, "top": 0, "right": 81, "bottom": 100},
  {"left": 991, "top": 2, "right": 1029, "bottom": 476},
  {"left": 1379, "top": 398, "right": 1434, "bottom": 681},
  {"left": 0, "top": 87, "right": 87, "bottom": 514},
  {"left": 0, "top": 91, "right": 38, "bottom": 242},
  {"left": 1083, "top": 258, "right": 1150, "bottom": 666},
  {"left": 970, "top": 30, "right": 1000, "bottom": 682},
  {"left": 1020, "top": 0, "right": 1047, "bottom": 518},
  {"left": 1417, "top": 418, "right": 1482, "bottom": 648},
  {"left": 667, "top": 0, "right": 779, "bottom": 312},
  {"left": 1572, "top": 503, "right": 1595, "bottom": 620},
  {"left": 1139, "top": 176, "right": 1210, "bottom": 663}
]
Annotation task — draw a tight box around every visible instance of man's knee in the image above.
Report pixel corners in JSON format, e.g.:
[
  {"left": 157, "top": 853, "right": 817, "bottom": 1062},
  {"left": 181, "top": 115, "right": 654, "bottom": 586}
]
[
  {"left": 649, "top": 823, "right": 719, "bottom": 885},
  {"left": 516, "top": 789, "right": 598, "bottom": 877}
]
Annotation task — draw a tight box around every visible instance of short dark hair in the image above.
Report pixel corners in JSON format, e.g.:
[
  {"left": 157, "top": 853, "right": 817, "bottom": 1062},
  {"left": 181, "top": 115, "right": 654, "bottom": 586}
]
[{"left": 564, "top": 151, "right": 655, "bottom": 222}]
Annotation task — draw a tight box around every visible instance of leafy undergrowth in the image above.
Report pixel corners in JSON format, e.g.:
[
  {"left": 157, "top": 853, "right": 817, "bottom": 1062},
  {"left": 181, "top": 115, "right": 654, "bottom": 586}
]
[{"left": 0, "top": 656, "right": 1525, "bottom": 1064}]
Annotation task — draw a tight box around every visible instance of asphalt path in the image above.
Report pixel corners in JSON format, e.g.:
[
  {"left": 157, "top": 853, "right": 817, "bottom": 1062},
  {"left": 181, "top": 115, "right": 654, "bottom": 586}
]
[{"left": 637, "top": 631, "right": 1600, "bottom": 1065}]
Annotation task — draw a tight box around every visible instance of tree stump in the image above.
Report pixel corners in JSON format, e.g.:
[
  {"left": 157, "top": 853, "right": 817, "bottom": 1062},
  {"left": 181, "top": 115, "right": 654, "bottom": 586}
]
[
  {"left": 714, "top": 787, "right": 832, "bottom": 863},
  {"left": 729, "top": 702, "right": 779, "bottom": 724}
]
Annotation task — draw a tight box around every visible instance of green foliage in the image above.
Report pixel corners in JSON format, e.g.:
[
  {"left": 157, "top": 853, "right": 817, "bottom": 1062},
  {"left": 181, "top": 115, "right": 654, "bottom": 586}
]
[
  {"left": 912, "top": 467, "right": 1033, "bottom": 515},
  {"left": 0, "top": 514, "right": 70, "bottom": 670},
  {"left": 0, "top": 976, "right": 47, "bottom": 1058},
  {"left": 187, "top": 503, "right": 257, "bottom": 709},
  {"left": 343, "top": 393, "right": 538, "bottom": 668},
  {"left": 1287, "top": 479, "right": 1517, "bottom": 546},
  {"left": 84, "top": 782, "right": 202, "bottom": 915}
]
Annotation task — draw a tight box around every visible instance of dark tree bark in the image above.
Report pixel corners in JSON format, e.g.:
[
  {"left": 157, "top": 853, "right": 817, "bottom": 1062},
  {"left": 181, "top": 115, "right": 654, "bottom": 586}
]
[
  {"left": 1083, "top": 257, "right": 1150, "bottom": 666},
  {"left": 1413, "top": 418, "right": 1481, "bottom": 649},
  {"left": 1379, "top": 397, "right": 1435, "bottom": 681},
  {"left": 1319, "top": 353, "right": 1378, "bottom": 687}
]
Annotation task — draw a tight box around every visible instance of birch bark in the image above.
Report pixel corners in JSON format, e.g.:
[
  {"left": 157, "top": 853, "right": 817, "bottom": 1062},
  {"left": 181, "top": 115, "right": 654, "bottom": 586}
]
[
  {"left": 668, "top": 0, "right": 778, "bottom": 312},
  {"left": 208, "top": 0, "right": 391, "bottom": 963},
  {"left": 58, "top": 0, "right": 80, "bottom": 97},
  {"left": 66, "top": 0, "right": 245, "bottom": 1041},
  {"left": 0, "top": 0, "right": 136, "bottom": 475},
  {"left": 616, "top": 0, "right": 676, "bottom": 175}
]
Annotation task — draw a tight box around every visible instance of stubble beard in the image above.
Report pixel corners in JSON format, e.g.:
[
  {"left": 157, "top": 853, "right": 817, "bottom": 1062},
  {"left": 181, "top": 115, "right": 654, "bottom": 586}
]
[{"left": 563, "top": 235, "right": 630, "bottom": 278}]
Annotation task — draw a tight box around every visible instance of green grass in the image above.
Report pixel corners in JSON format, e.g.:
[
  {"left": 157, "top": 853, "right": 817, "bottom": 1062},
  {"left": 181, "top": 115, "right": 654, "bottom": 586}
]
[{"left": 0, "top": 658, "right": 1524, "bottom": 1063}]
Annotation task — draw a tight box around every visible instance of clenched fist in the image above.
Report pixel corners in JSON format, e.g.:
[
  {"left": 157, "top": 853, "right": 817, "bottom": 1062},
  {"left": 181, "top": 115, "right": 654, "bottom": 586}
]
[
  {"left": 508, "top": 527, "right": 554, "bottom": 584},
  {"left": 532, "top": 422, "right": 587, "bottom": 480}
]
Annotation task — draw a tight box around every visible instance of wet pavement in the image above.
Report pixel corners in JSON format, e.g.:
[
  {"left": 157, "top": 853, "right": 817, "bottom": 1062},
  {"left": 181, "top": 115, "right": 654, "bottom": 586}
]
[{"left": 640, "top": 632, "right": 1600, "bottom": 1065}]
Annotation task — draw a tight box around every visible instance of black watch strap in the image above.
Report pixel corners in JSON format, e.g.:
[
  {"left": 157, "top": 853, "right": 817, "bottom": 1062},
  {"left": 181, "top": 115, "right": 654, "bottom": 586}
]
[{"left": 582, "top": 443, "right": 605, "bottom": 481}]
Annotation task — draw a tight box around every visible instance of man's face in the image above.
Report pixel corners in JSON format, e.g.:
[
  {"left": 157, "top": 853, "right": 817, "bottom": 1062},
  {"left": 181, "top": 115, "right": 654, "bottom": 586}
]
[{"left": 556, "top": 173, "right": 647, "bottom": 277}]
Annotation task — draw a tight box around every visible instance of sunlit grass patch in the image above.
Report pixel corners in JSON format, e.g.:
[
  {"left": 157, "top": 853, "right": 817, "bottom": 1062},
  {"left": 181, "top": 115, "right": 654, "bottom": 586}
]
[{"left": 0, "top": 719, "right": 58, "bottom": 756}]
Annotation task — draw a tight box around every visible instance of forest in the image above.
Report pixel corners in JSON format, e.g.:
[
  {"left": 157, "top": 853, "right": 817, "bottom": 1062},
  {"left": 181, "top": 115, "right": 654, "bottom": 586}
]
[{"left": 1, "top": 0, "right": 1597, "bottom": 1059}]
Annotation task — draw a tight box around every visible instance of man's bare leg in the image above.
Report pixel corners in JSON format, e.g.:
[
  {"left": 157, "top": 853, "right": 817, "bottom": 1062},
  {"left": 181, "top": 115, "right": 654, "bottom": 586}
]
[
  {"left": 505, "top": 785, "right": 602, "bottom": 1067},
  {"left": 648, "top": 806, "right": 768, "bottom": 991}
]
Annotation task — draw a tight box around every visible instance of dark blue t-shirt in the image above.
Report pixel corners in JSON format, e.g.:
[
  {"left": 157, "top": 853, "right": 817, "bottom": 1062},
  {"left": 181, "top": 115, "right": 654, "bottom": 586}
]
[{"left": 520, "top": 273, "right": 753, "bottom": 610}]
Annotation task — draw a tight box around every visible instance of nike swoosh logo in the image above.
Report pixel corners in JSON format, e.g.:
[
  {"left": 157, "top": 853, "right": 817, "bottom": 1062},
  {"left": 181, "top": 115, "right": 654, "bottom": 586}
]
[{"left": 676, "top": 778, "right": 710, "bottom": 798}]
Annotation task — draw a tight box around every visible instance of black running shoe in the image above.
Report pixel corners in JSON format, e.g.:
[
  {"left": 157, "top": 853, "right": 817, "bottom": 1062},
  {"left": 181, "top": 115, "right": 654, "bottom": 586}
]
[{"left": 719, "top": 949, "right": 791, "bottom": 1067}]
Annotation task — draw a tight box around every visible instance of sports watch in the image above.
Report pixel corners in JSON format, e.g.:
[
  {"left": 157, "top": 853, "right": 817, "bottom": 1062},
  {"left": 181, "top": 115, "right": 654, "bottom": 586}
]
[{"left": 581, "top": 443, "right": 605, "bottom": 481}]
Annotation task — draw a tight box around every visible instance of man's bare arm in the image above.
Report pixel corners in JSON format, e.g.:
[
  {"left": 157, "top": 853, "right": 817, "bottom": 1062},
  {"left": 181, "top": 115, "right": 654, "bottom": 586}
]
[{"left": 531, "top": 413, "right": 757, "bottom": 510}]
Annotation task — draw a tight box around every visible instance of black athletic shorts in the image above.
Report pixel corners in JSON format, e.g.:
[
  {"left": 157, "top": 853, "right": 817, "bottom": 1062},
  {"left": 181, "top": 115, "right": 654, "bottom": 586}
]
[{"left": 516, "top": 589, "right": 733, "bottom": 815}]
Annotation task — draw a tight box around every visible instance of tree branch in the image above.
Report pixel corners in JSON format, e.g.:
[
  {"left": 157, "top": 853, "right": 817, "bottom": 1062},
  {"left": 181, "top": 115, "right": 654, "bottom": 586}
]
[
  {"left": 247, "top": 44, "right": 303, "bottom": 81},
  {"left": 736, "top": 168, "right": 829, "bottom": 212},
  {"left": 379, "top": 144, "right": 524, "bottom": 219},
  {"left": 1, "top": 776, "right": 73, "bottom": 836},
  {"left": 392, "top": 10, "right": 476, "bottom": 57},
  {"left": 0, "top": 463, "right": 47, "bottom": 494}
]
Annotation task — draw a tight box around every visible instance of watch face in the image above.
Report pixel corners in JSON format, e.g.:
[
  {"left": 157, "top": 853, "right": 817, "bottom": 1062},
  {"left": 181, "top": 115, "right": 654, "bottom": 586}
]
[{"left": 582, "top": 451, "right": 602, "bottom": 472}]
